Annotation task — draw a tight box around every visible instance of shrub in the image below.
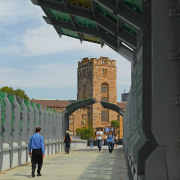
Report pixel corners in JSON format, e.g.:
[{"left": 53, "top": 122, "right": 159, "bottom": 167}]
[
  {"left": 75, "top": 128, "right": 82, "bottom": 136},
  {"left": 75, "top": 127, "right": 95, "bottom": 140},
  {"left": 111, "top": 120, "right": 119, "bottom": 128}
]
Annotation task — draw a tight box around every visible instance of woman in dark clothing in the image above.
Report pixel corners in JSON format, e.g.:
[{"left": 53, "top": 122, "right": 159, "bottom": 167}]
[{"left": 63, "top": 131, "right": 72, "bottom": 154}]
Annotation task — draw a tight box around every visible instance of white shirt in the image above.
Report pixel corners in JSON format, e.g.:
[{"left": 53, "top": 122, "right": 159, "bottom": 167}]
[{"left": 96, "top": 131, "right": 103, "bottom": 140}]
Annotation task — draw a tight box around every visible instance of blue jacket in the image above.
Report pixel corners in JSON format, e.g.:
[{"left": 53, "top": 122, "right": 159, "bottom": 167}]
[
  {"left": 106, "top": 134, "right": 115, "bottom": 143},
  {"left": 28, "top": 133, "right": 45, "bottom": 155}
]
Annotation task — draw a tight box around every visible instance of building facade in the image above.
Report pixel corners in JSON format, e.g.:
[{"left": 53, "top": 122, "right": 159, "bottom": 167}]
[
  {"left": 77, "top": 57, "right": 117, "bottom": 129},
  {"left": 32, "top": 57, "right": 126, "bottom": 139}
]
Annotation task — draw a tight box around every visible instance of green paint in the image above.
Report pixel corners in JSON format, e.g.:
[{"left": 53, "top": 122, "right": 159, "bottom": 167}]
[
  {"left": 97, "top": 4, "right": 117, "bottom": 23},
  {"left": 36, "top": 104, "right": 41, "bottom": 110},
  {"left": 123, "top": 0, "right": 142, "bottom": 14},
  {"left": 75, "top": 16, "right": 96, "bottom": 28},
  {"left": 60, "top": 28, "right": 79, "bottom": 38},
  {"left": 48, "top": 9, "right": 71, "bottom": 22},
  {"left": 122, "top": 22, "right": 137, "bottom": 36}
]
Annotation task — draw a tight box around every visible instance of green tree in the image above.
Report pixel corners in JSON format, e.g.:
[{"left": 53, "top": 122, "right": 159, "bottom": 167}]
[
  {"left": 0, "top": 86, "right": 14, "bottom": 95},
  {"left": 14, "top": 89, "right": 29, "bottom": 100},
  {"left": 111, "top": 120, "right": 119, "bottom": 128},
  {"left": 0, "top": 86, "right": 29, "bottom": 100},
  {"left": 75, "top": 128, "right": 82, "bottom": 136},
  {"left": 75, "top": 127, "right": 95, "bottom": 140}
]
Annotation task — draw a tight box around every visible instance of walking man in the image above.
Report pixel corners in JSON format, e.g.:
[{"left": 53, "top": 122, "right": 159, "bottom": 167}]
[
  {"left": 95, "top": 128, "right": 103, "bottom": 151},
  {"left": 28, "top": 127, "right": 45, "bottom": 177}
]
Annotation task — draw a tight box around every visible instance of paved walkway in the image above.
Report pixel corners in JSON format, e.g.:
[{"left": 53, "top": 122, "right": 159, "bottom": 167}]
[{"left": 0, "top": 146, "right": 129, "bottom": 180}]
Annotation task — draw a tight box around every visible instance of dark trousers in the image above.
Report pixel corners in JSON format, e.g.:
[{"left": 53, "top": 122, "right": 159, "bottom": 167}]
[
  {"left": 97, "top": 140, "right": 102, "bottom": 151},
  {"left": 65, "top": 143, "right": 70, "bottom": 154},
  {"left": 108, "top": 142, "right": 114, "bottom": 153},
  {"left": 31, "top": 149, "right": 43, "bottom": 174}
]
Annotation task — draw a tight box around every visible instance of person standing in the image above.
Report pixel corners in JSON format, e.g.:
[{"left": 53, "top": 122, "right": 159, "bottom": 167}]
[
  {"left": 89, "top": 136, "right": 94, "bottom": 148},
  {"left": 28, "top": 127, "right": 45, "bottom": 177},
  {"left": 95, "top": 128, "right": 103, "bottom": 151},
  {"left": 64, "top": 131, "right": 72, "bottom": 154},
  {"left": 106, "top": 131, "right": 115, "bottom": 153}
]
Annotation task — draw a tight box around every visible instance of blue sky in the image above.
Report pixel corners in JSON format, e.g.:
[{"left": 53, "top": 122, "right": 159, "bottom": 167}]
[{"left": 0, "top": 0, "right": 131, "bottom": 101}]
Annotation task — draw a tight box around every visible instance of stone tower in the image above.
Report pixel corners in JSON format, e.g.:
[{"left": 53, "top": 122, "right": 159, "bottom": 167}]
[{"left": 77, "top": 57, "right": 117, "bottom": 129}]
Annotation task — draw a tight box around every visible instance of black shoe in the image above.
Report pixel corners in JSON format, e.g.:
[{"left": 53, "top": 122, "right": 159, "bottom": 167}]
[
  {"left": 32, "top": 173, "right": 35, "bottom": 177},
  {"left": 37, "top": 173, "right": 42, "bottom": 176}
]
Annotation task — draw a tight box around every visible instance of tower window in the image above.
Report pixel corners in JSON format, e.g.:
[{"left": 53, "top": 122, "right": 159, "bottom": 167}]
[
  {"left": 102, "top": 68, "right": 107, "bottom": 75},
  {"left": 101, "top": 111, "right": 108, "bottom": 122},
  {"left": 101, "top": 83, "right": 108, "bottom": 92},
  {"left": 82, "top": 114, "right": 86, "bottom": 124}
]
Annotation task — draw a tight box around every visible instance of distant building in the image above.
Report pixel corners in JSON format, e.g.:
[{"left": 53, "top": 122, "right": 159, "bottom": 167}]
[
  {"left": 77, "top": 57, "right": 117, "bottom": 129},
  {"left": 32, "top": 57, "right": 126, "bottom": 139},
  {"left": 121, "top": 92, "right": 129, "bottom": 102}
]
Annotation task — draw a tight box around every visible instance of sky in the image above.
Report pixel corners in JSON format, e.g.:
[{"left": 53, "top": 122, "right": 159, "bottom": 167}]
[{"left": 0, "top": 0, "right": 131, "bottom": 101}]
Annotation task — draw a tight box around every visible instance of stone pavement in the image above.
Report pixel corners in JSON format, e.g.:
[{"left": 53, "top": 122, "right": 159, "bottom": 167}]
[{"left": 0, "top": 146, "right": 129, "bottom": 180}]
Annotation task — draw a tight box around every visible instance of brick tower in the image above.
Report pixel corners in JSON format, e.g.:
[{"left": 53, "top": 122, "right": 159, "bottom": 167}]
[{"left": 77, "top": 57, "right": 117, "bottom": 130}]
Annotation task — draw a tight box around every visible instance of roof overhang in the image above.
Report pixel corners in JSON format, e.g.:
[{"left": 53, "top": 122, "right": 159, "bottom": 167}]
[{"left": 31, "top": 0, "right": 143, "bottom": 62}]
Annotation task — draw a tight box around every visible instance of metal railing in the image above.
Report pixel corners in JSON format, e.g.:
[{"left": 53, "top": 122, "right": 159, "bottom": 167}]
[{"left": 0, "top": 91, "right": 63, "bottom": 172}]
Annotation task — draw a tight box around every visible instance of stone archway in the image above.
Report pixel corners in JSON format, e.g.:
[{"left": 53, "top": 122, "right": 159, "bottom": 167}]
[{"left": 62, "top": 98, "right": 97, "bottom": 134}]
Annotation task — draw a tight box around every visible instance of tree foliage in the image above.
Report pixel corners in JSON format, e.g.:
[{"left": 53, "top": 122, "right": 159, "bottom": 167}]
[
  {"left": 75, "top": 127, "right": 95, "bottom": 140},
  {"left": 111, "top": 120, "right": 119, "bottom": 128},
  {"left": 75, "top": 128, "right": 81, "bottom": 136},
  {"left": 0, "top": 86, "right": 29, "bottom": 100},
  {"left": 0, "top": 86, "right": 14, "bottom": 94}
]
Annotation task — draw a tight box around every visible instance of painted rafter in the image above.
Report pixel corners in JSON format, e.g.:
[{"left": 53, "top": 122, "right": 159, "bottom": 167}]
[
  {"left": 94, "top": 0, "right": 141, "bottom": 30},
  {"left": 32, "top": 0, "right": 135, "bottom": 61}
]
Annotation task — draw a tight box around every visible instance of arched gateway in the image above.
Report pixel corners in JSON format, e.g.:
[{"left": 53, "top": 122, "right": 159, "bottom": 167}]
[{"left": 62, "top": 99, "right": 124, "bottom": 134}]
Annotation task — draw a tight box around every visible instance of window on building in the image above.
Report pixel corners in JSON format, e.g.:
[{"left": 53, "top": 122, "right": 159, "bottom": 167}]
[
  {"left": 101, "top": 111, "right": 108, "bottom": 122},
  {"left": 101, "top": 97, "right": 108, "bottom": 102},
  {"left": 102, "top": 68, "right": 107, "bottom": 75},
  {"left": 101, "top": 83, "right": 108, "bottom": 92},
  {"left": 105, "top": 69, "right": 107, "bottom": 75},
  {"left": 69, "top": 115, "right": 74, "bottom": 125},
  {"left": 82, "top": 114, "right": 86, "bottom": 124}
]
